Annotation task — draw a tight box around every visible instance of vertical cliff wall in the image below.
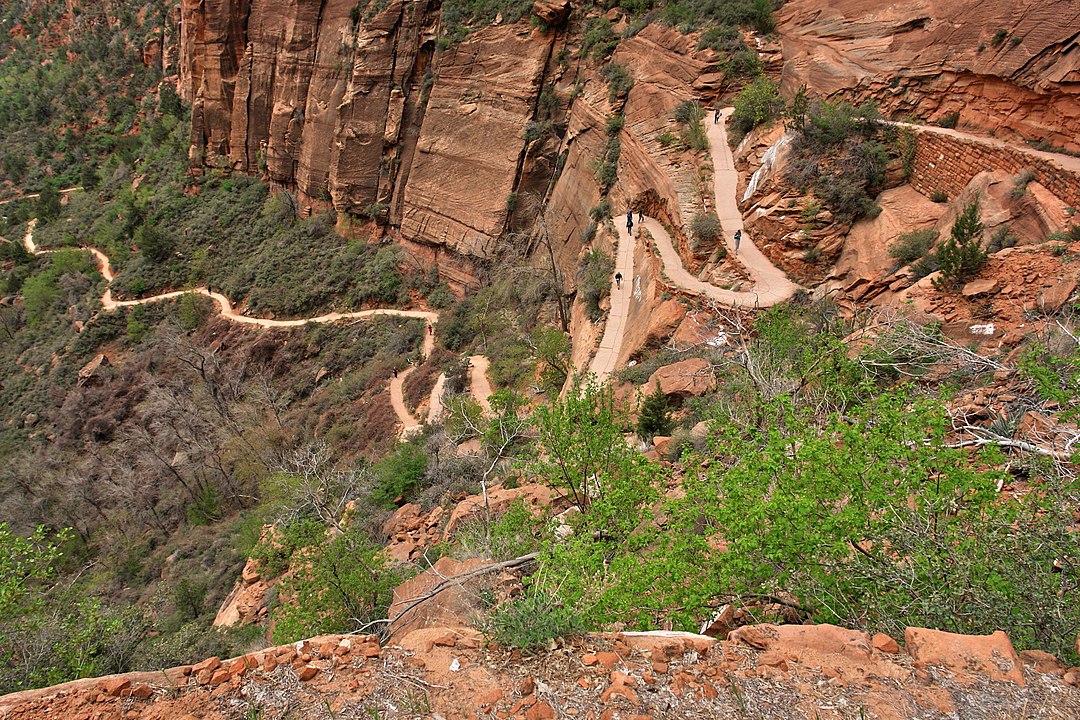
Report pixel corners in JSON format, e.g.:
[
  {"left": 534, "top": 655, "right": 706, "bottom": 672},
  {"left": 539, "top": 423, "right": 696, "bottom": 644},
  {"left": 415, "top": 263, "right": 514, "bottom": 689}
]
[{"left": 179, "top": 0, "right": 571, "bottom": 287}]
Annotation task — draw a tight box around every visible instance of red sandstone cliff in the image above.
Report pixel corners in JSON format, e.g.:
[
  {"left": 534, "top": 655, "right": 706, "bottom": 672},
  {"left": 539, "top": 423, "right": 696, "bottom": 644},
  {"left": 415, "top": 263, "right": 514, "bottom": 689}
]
[{"left": 778, "top": 0, "right": 1080, "bottom": 151}]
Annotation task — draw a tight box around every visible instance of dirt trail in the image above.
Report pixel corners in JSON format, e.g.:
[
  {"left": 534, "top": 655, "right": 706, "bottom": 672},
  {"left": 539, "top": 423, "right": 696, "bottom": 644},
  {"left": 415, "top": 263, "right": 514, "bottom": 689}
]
[
  {"left": 588, "top": 219, "right": 636, "bottom": 382},
  {"left": 588, "top": 108, "right": 800, "bottom": 383},
  {"left": 22, "top": 221, "right": 493, "bottom": 437}
]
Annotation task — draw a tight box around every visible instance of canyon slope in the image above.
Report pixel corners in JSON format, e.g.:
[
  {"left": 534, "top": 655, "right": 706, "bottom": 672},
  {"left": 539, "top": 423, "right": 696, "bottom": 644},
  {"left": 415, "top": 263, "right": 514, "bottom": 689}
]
[{"left": 777, "top": 0, "right": 1080, "bottom": 151}]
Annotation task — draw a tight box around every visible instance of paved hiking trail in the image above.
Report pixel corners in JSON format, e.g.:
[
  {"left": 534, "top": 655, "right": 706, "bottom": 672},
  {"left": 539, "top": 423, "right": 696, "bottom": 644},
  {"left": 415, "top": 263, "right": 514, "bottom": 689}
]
[
  {"left": 23, "top": 220, "right": 491, "bottom": 437},
  {"left": 589, "top": 107, "right": 799, "bottom": 382}
]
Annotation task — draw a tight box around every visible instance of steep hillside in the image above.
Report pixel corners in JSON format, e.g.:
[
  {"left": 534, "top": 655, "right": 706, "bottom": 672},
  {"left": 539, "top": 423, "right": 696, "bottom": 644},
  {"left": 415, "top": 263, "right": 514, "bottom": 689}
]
[{"left": 2, "top": 0, "right": 1080, "bottom": 714}]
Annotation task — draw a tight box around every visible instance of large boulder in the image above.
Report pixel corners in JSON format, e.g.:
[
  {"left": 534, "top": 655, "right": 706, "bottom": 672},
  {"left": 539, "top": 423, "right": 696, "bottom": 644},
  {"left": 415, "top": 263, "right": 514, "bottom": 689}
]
[
  {"left": 904, "top": 627, "right": 1025, "bottom": 685},
  {"left": 645, "top": 357, "right": 716, "bottom": 398},
  {"left": 387, "top": 557, "right": 490, "bottom": 642}
]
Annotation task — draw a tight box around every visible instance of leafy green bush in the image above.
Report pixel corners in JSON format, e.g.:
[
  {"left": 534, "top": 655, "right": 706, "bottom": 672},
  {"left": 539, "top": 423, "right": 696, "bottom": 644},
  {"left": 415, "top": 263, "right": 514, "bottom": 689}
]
[
  {"left": 690, "top": 212, "right": 721, "bottom": 250},
  {"left": 600, "top": 63, "right": 634, "bottom": 103},
  {"left": 371, "top": 442, "right": 430, "bottom": 507},
  {"left": 580, "top": 17, "right": 619, "bottom": 61},
  {"left": 784, "top": 100, "right": 889, "bottom": 223},
  {"left": 730, "top": 76, "right": 781, "bottom": 140},
  {"left": 674, "top": 100, "right": 708, "bottom": 152},
  {"left": 271, "top": 523, "right": 407, "bottom": 644},
  {"left": 889, "top": 230, "right": 938, "bottom": 266},
  {"left": 987, "top": 225, "right": 1018, "bottom": 253}
]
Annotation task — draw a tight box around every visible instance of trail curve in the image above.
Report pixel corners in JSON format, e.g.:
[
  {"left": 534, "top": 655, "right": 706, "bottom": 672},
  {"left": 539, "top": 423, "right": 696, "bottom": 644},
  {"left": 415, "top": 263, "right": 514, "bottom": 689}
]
[
  {"left": 588, "top": 107, "right": 799, "bottom": 383},
  {"left": 22, "top": 220, "right": 491, "bottom": 438}
]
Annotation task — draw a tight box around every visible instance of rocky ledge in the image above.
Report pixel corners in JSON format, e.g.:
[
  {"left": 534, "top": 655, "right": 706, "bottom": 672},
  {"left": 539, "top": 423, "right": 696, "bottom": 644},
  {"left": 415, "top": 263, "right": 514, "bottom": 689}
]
[{"left": 2, "top": 623, "right": 1077, "bottom": 719}]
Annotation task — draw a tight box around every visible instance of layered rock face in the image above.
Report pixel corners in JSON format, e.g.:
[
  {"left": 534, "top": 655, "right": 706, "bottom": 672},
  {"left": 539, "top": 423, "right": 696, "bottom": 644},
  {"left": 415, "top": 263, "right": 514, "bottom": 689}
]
[
  {"left": 180, "top": 0, "right": 563, "bottom": 287},
  {"left": 778, "top": 0, "right": 1080, "bottom": 151}
]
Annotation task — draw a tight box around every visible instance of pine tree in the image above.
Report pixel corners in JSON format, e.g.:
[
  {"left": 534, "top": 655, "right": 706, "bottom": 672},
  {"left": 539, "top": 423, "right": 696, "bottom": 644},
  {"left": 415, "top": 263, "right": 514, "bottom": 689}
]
[
  {"left": 934, "top": 196, "right": 986, "bottom": 290},
  {"left": 637, "top": 382, "right": 674, "bottom": 439}
]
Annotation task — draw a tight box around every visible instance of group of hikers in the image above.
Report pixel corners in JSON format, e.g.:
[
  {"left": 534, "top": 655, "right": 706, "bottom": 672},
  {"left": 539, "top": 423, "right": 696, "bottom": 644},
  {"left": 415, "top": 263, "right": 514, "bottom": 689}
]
[{"left": 613, "top": 206, "right": 743, "bottom": 290}]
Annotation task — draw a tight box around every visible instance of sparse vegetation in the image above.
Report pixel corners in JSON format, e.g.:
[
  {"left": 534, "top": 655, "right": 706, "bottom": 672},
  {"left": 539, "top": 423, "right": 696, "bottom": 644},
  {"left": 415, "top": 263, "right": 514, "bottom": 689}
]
[
  {"left": 578, "top": 248, "right": 616, "bottom": 321},
  {"left": 690, "top": 212, "right": 722, "bottom": 250},
  {"left": 674, "top": 100, "right": 709, "bottom": 152},
  {"left": 785, "top": 100, "right": 889, "bottom": 223},
  {"left": 889, "top": 229, "right": 938, "bottom": 267}
]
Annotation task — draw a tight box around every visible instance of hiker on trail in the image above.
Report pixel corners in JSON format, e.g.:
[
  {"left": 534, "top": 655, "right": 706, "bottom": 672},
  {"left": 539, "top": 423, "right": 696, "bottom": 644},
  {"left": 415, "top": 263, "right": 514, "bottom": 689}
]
[
  {"left": 626, "top": 210, "right": 634, "bottom": 234},
  {"left": 427, "top": 324, "right": 433, "bottom": 335},
  {"left": 714, "top": 107, "right": 720, "bottom": 124},
  {"left": 393, "top": 368, "right": 398, "bottom": 378},
  {"left": 615, "top": 271, "right": 623, "bottom": 289},
  {"left": 637, "top": 207, "right": 644, "bottom": 223},
  {"left": 734, "top": 229, "right": 742, "bottom": 252}
]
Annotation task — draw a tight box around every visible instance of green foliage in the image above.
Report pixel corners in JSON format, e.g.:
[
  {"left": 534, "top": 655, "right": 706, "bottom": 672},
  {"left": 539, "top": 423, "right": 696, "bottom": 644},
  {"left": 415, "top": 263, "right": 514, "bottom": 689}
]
[
  {"left": 439, "top": 0, "right": 534, "bottom": 44},
  {"left": 637, "top": 382, "right": 674, "bottom": 439},
  {"left": 0, "top": 524, "right": 68, "bottom": 620},
  {"left": 578, "top": 248, "right": 615, "bottom": 322},
  {"left": 531, "top": 381, "right": 655, "bottom": 516},
  {"left": 593, "top": 135, "right": 622, "bottom": 193},
  {"left": 271, "top": 523, "right": 407, "bottom": 643},
  {"left": 729, "top": 76, "right": 781, "bottom": 140},
  {"left": 605, "top": 114, "right": 625, "bottom": 137},
  {"left": 589, "top": 199, "right": 612, "bottom": 222},
  {"left": 35, "top": 184, "right": 61, "bottom": 222},
  {"left": 934, "top": 198, "right": 987, "bottom": 290},
  {"left": 785, "top": 100, "right": 889, "bottom": 223},
  {"left": 889, "top": 229, "right": 938, "bottom": 266},
  {"left": 580, "top": 18, "right": 619, "bottom": 61},
  {"left": 371, "top": 442, "right": 430, "bottom": 507},
  {"left": 653, "top": 0, "right": 776, "bottom": 33},
  {"left": 690, "top": 212, "right": 722, "bottom": 249},
  {"left": 600, "top": 63, "right": 634, "bottom": 104},
  {"left": 722, "top": 48, "right": 764, "bottom": 81},
  {"left": 936, "top": 111, "right": 959, "bottom": 129},
  {"left": 987, "top": 225, "right": 1018, "bottom": 253},
  {"left": 483, "top": 585, "right": 585, "bottom": 650},
  {"left": 673, "top": 100, "right": 708, "bottom": 152},
  {"left": 991, "top": 28, "right": 1008, "bottom": 47}
]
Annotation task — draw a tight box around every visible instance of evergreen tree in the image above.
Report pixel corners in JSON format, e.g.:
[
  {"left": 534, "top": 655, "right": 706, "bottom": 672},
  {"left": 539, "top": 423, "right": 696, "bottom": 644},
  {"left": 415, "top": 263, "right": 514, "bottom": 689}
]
[
  {"left": 637, "top": 382, "right": 674, "bottom": 439},
  {"left": 934, "top": 197, "right": 986, "bottom": 290}
]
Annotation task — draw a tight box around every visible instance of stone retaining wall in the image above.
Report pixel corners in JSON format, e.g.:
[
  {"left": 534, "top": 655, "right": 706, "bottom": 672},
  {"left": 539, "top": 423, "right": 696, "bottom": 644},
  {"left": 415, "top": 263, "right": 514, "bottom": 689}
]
[{"left": 910, "top": 131, "right": 1080, "bottom": 209}]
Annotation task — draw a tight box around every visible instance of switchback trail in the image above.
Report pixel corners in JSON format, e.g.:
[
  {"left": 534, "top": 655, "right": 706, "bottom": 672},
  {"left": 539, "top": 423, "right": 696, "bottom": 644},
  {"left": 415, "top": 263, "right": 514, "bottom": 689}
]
[
  {"left": 22, "top": 220, "right": 492, "bottom": 437},
  {"left": 589, "top": 107, "right": 800, "bottom": 382}
]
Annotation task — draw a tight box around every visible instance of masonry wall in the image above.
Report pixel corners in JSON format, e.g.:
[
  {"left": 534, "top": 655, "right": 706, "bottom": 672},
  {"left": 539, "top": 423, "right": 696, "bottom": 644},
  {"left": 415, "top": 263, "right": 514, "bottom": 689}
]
[{"left": 909, "top": 131, "right": 1080, "bottom": 210}]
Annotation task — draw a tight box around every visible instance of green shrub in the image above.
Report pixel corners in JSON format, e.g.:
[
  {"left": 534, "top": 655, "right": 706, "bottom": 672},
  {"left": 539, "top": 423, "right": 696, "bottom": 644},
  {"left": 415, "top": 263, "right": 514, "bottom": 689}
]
[
  {"left": 889, "top": 229, "right": 938, "bottom": 266},
  {"left": 600, "top": 63, "right": 634, "bottom": 103},
  {"left": 934, "top": 197, "right": 987, "bottom": 290},
  {"left": 931, "top": 190, "right": 948, "bottom": 203},
  {"left": 271, "top": 523, "right": 406, "bottom": 644},
  {"left": 578, "top": 248, "right": 615, "bottom": 322},
  {"left": 730, "top": 76, "right": 781, "bottom": 140},
  {"left": 987, "top": 225, "right": 1018, "bottom": 253},
  {"left": 483, "top": 586, "right": 585, "bottom": 650},
  {"left": 991, "top": 28, "right": 1008, "bottom": 47},
  {"left": 606, "top": 114, "right": 625, "bottom": 137},
  {"left": 589, "top": 199, "right": 612, "bottom": 222},
  {"left": 637, "top": 382, "right": 674, "bottom": 439},
  {"left": 674, "top": 100, "right": 708, "bottom": 152},
  {"left": 936, "top": 111, "right": 959, "bottom": 129},
  {"left": 371, "top": 442, "right": 429, "bottom": 507},
  {"left": 580, "top": 17, "right": 618, "bottom": 61},
  {"left": 690, "top": 212, "right": 721, "bottom": 249}
]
